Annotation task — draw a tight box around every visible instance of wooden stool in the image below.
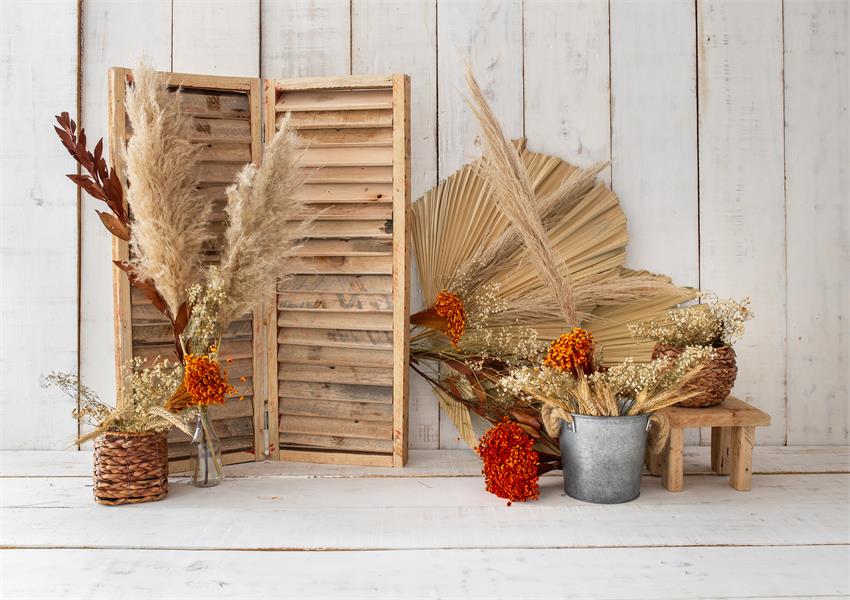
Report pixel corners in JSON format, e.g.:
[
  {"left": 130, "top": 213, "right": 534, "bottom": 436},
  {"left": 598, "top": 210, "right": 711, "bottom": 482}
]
[{"left": 646, "top": 396, "right": 770, "bottom": 492}]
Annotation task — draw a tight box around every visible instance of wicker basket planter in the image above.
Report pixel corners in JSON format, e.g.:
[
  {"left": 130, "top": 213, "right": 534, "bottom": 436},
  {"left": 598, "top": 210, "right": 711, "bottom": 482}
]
[
  {"left": 652, "top": 344, "right": 737, "bottom": 408},
  {"left": 93, "top": 431, "right": 168, "bottom": 505}
]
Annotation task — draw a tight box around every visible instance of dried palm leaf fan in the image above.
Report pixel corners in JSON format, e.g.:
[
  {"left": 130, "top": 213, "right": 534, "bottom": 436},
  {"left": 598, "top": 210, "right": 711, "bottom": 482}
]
[{"left": 409, "top": 67, "right": 694, "bottom": 453}]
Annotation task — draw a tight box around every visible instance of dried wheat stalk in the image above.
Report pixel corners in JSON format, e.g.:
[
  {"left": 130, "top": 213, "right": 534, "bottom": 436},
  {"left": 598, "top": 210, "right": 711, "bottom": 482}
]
[{"left": 464, "top": 65, "right": 579, "bottom": 326}]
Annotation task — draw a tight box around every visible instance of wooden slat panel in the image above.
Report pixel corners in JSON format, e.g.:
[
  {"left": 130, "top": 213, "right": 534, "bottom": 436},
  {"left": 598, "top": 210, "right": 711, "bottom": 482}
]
[
  {"left": 208, "top": 398, "right": 255, "bottom": 420},
  {"left": 168, "top": 415, "right": 255, "bottom": 444},
  {"left": 280, "top": 275, "right": 393, "bottom": 294},
  {"left": 197, "top": 161, "right": 245, "bottom": 184},
  {"left": 278, "top": 327, "right": 393, "bottom": 350},
  {"left": 306, "top": 221, "right": 392, "bottom": 239},
  {"left": 283, "top": 109, "right": 392, "bottom": 129},
  {"left": 278, "top": 344, "right": 393, "bottom": 368},
  {"left": 278, "top": 292, "right": 393, "bottom": 312},
  {"left": 294, "top": 239, "right": 392, "bottom": 257},
  {"left": 280, "top": 397, "right": 393, "bottom": 422},
  {"left": 177, "top": 89, "right": 250, "bottom": 118},
  {"left": 280, "top": 433, "right": 394, "bottom": 453},
  {"left": 278, "top": 449, "right": 394, "bottom": 466},
  {"left": 278, "top": 311, "right": 392, "bottom": 331},
  {"left": 302, "top": 145, "right": 392, "bottom": 167},
  {"left": 279, "top": 363, "right": 394, "bottom": 386},
  {"left": 296, "top": 127, "right": 393, "bottom": 147},
  {"left": 289, "top": 256, "right": 393, "bottom": 275},
  {"left": 304, "top": 165, "right": 393, "bottom": 184},
  {"left": 168, "top": 435, "right": 255, "bottom": 460},
  {"left": 305, "top": 202, "right": 393, "bottom": 221},
  {"left": 295, "top": 182, "right": 393, "bottom": 203},
  {"left": 269, "top": 77, "right": 408, "bottom": 467},
  {"left": 279, "top": 415, "right": 392, "bottom": 440},
  {"left": 197, "top": 142, "right": 252, "bottom": 162},
  {"left": 278, "top": 381, "right": 393, "bottom": 404},
  {"left": 182, "top": 117, "right": 251, "bottom": 143},
  {"left": 278, "top": 88, "right": 393, "bottom": 111},
  {"left": 133, "top": 319, "right": 252, "bottom": 345}
]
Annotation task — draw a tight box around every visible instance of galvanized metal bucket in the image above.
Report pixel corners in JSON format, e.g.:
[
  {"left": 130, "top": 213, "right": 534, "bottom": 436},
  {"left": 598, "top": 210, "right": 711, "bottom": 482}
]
[{"left": 559, "top": 413, "right": 650, "bottom": 504}]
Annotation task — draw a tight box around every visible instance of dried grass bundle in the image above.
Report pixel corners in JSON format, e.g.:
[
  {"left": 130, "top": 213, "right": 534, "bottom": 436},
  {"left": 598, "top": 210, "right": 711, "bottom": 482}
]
[
  {"left": 217, "top": 116, "right": 309, "bottom": 326},
  {"left": 123, "top": 63, "right": 212, "bottom": 319},
  {"left": 464, "top": 65, "right": 578, "bottom": 326}
]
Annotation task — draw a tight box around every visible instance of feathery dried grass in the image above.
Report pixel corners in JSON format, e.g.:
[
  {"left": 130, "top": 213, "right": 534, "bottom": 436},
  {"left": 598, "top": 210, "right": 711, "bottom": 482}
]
[
  {"left": 464, "top": 65, "right": 578, "bottom": 326},
  {"left": 218, "top": 116, "right": 309, "bottom": 326},
  {"left": 124, "top": 62, "right": 212, "bottom": 318}
]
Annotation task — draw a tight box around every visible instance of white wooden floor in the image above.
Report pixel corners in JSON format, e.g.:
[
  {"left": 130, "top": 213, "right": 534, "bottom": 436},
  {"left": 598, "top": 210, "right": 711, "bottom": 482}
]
[{"left": 1, "top": 448, "right": 848, "bottom": 599}]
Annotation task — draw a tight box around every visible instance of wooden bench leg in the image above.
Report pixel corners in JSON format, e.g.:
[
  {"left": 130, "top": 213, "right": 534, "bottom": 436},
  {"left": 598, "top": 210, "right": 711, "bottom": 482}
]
[
  {"left": 711, "top": 426, "right": 732, "bottom": 475},
  {"left": 661, "top": 428, "right": 684, "bottom": 492},
  {"left": 729, "top": 426, "right": 755, "bottom": 491}
]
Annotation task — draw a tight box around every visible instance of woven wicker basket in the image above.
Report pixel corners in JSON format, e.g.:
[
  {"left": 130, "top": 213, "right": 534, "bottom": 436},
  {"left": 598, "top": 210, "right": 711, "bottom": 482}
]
[
  {"left": 93, "top": 431, "right": 168, "bottom": 506},
  {"left": 652, "top": 343, "right": 737, "bottom": 408}
]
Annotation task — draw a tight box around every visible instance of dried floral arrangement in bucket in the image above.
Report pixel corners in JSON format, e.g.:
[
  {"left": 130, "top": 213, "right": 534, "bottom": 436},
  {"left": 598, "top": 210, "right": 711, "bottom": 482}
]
[
  {"left": 50, "top": 62, "right": 310, "bottom": 495},
  {"left": 500, "top": 329, "right": 714, "bottom": 504},
  {"left": 629, "top": 296, "right": 753, "bottom": 408},
  {"left": 408, "top": 64, "right": 696, "bottom": 487}
]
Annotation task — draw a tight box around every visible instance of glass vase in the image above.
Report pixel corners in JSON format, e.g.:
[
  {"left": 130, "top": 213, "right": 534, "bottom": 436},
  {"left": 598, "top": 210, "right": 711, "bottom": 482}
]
[{"left": 190, "top": 407, "right": 224, "bottom": 487}]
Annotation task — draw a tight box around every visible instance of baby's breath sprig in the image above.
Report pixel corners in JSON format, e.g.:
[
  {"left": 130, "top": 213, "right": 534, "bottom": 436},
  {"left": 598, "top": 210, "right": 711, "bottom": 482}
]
[{"left": 629, "top": 296, "right": 753, "bottom": 348}]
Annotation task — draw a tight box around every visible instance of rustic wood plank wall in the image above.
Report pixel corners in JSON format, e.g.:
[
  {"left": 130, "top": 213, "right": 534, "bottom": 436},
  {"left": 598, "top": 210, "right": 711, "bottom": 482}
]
[{"left": 2, "top": 0, "right": 846, "bottom": 449}]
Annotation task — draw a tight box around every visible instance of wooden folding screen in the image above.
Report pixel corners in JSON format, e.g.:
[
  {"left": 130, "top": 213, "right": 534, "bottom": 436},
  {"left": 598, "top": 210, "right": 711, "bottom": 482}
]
[
  {"left": 109, "top": 69, "right": 266, "bottom": 471},
  {"left": 267, "top": 76, "right": 410, "bottom": 467},
  {"left": 109, "top": 69, "right": 409, "bottom": 468}
]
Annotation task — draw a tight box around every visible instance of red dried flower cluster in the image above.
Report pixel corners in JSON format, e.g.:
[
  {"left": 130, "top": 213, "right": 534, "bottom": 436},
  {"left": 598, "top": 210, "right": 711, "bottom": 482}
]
[
  {"left": 435, "top": 290, "right": 466, "bottom": 346},
  {"left": 476, "top": 419, "right": 540, "bottom": 505},
  {"left": 545, "top": 327, "right": 595, "bottom": 375}
]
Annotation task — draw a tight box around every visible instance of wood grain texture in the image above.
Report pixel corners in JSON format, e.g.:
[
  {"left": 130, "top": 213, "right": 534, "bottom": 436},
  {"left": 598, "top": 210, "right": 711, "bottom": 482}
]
[
  {"left": 352, "top": 0, "right": 440, "bottom": 451},
  {"left": 611, "top": 0, "right": 702, "bottom": 446},
  {"left": 697, "top": 0, "right": 787, "bottom": 444},
  {"left": 436, "top": 0, "right": 523, "bottom": 448},
  {"left": 784, "top": 0, "right": 849, "bottom": 445},
  {"left": 2, "top": 545, "right": 847, "bottom": 600},
  {"left": 524, "top": 0, "right": 611, "bottom": 179},
  {"left": 172, "top": 0, "right": 260, "bottom": 76},
  {"left": 261, "top": 0, "right": 350, "bottom": 78},
  {"left": 0, "top": 0, "right": 78, "bottom": 449}
]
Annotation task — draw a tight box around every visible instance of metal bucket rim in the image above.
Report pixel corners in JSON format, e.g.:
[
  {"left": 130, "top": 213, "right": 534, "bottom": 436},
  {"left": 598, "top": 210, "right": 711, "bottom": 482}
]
[{"left": 564, "top": 412, "right": 649, "bottom": 423}]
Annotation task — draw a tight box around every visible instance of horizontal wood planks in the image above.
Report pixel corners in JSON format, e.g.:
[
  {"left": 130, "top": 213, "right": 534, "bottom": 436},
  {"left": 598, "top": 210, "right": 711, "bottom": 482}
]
[
  {"left": 108, "top": 69, "right": 265, "bottom": 466},
  {"left": 269, "top": 75, "right": 409, "bottom": 466}
]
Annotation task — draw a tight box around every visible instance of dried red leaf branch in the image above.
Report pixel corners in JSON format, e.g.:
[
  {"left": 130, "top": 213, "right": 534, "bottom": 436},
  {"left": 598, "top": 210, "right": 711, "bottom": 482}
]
[{"left": 54, "top": 111, "right": 186, "bottom": 361}]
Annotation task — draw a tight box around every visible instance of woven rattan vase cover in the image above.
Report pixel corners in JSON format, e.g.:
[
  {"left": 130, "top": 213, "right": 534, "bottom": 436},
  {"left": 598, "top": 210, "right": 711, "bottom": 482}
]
[
  {"left": 93, "top": 431, "right": 168, "bottom": 505},
  {"left": 652, "top": 344, "right": 737, "bottom": 408}
]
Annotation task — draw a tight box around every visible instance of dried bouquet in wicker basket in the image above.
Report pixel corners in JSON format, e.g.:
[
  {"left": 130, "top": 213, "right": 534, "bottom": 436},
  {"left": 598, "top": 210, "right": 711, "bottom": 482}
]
[
  {"left": 50, "top": 62, "right": 310, "bottom": 497},
  {"left": 629, "top": 296, "right": 754, "bottom": 407}
]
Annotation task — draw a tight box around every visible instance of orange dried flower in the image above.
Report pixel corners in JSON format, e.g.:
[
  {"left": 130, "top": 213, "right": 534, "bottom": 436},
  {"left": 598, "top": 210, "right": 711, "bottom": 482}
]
[
  {"left": 476, "top": 418, "right": 540, "bottom": 505},
  {"left": 183, "top": 353, "right": 235, "bottom": 406},
  {"left": 545, "top": 327, "right": 595, "bottom": 375},
  {"left": 435, "top": 290, "right": 466, "bottom": 346}
]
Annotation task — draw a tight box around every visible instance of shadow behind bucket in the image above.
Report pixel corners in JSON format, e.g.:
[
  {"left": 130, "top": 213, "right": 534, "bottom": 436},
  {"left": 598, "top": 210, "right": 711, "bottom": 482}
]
[{"left": 559, "top": 413, "right": 650, "bottom": 504}]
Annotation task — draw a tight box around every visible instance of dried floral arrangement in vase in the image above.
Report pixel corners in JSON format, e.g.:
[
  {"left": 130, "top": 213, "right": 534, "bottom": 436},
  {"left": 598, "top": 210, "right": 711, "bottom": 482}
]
[
  {"left": 408, "top": 64, "right": 696, "bottom": 491},
  {"left": 45, "top": 361, "right": 189, "bottom": 505},
  {"left": 501, "top": 329, "right": 714, "bottom": 503},
  {"left": 629, "top": 296, "right": 753, "bottom": 408},
  {"left": 51, "top": 62, "right": 309, "bottom": 497}
]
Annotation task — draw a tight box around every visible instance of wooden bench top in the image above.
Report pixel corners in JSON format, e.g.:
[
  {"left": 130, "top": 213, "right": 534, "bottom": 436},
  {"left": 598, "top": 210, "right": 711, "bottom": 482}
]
[{"left": 657, "top": 396, "right": 771, "bottom": 428}]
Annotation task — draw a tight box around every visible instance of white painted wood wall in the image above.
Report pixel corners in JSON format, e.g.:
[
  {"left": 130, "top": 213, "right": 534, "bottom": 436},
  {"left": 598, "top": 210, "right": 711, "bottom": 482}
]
[{"left": 1, "top": 0, "right": 847, "bottom": 450}]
